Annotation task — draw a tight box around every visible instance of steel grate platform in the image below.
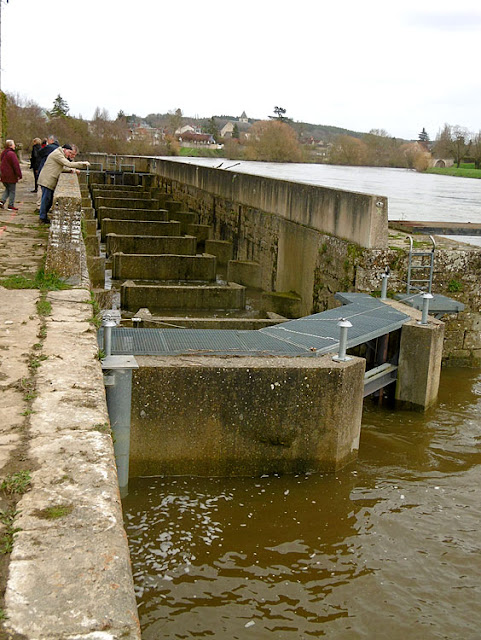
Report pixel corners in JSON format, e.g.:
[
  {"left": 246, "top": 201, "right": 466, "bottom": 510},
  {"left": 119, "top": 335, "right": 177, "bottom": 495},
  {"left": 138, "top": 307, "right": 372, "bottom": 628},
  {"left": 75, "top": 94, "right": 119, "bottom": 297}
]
[{"left": 98, "top": 294, "right": 411, "bottom": 358}]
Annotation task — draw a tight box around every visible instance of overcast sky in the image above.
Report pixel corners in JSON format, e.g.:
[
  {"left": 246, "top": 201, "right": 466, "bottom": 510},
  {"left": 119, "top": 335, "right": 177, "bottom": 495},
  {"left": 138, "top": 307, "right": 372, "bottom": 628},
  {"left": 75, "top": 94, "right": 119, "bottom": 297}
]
[{"left": 2, "top": 0, "right": 480, "bottom": 140}]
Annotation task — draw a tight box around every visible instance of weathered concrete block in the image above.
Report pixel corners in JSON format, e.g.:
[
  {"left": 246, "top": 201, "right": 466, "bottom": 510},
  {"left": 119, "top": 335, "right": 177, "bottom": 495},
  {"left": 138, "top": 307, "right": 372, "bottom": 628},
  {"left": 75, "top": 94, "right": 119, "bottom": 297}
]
[
  {"left": 112, "top": 252, "right": 216, "bottom": 282},
  {"left": 101, "top": 219, "right": 181, "bottom": 241},
  {"left": 106, "top": 233, "right": 197, "bottom": 257},
  {"left": 150, "top": 189, "right": 169, "bottom": 207},
  {"left": 84, "top": 234, "right": 100, "bottom": 257},
  {"left": 123, "top": 172, "right": 140, "bottom": 186},
  {"left": 205, "top": 239, "right": 233, "bottom": 265},
  {"left": 121, "top": 281, "right": 245, "bottom": 311},
  {"left": 187, "top": 223, "right": 212, "bottom": 245},
  {"left": 168, "top": 210, "right": 198, "bottom": 234},
  {"left": 81, "top": 206, "right": 95, "bottom": 220},
  {"left": 227, "top": 260, "right": 262, "bottom": 289},
  {"left": 129, "top": 354, "right": 365, "bottom": 476},
  {"left": 95, "top": 197, "right": 161, "bottom": 210},
  {"left": 93, "top": 193, "right": 154, "bottom": 209},
  {"left": 91, "top": 184, "right": 147, "bottom": 193},
  {"left": 97, "top": 206, "right": 168, "bottom": 224},
  {"left": 45, "top": 174, "right": 84, "bottom": 283},
  {"left": 87, "top": 171, "right": 105, "bottom": 185},
  {"left": 165, "top": 200, "right": 182, "bottom": 214},
  {"left": 83, "top": 219, "right": 98, "bottom": 236},
  {"left": 91, "top": 288, "right": 116, "bottom": 310},
  {"left": 87, "top": 255, "right": 105, "bottom": 288},
  {"left": 261, "top": 291, "right": 302, "bottom": 318},
  {"left": 396, "top": 319, "right": 445, "bottom": 410}
]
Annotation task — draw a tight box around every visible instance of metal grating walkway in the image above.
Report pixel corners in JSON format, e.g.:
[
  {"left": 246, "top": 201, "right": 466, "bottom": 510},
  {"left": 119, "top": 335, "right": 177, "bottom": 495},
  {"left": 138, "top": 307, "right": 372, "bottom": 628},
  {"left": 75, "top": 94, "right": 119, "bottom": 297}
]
[{"left": 98, "top": 293, "right": 411, "bottom": 357}]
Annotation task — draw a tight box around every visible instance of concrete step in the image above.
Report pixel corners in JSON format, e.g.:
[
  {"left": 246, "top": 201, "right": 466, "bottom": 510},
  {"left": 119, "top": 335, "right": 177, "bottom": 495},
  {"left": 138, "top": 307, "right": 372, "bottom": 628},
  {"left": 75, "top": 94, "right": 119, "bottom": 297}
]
[
  {"left": 164, "top": 200, "right": 182, "bottom": 214},
  {"left": 227, "top": 260, "right": 262, "bottom": 288},
  {"left": 91, "top": 184, "right": 149, "bottom": 193},
  {"left": 205, "top": 239, "right": 234, "bottom": 265},
  {"left": 112, "top": 252, "right": 216, "bottom": 282},
  {"left": 121, "top": 281, "right": 246, "bottom": 312},
  {"left": 93, "top": 193, "right": 158, "bottom": 209},
  {"left": 106, "top": 233, "right": 197, "bottom": 257},
  {"left": 167, "top": 211, "right": 198, "bottom": 234},
  {"left": 101, "top": 219, "right": 181, "bottom": 241},
  {"left": 95, "top": 196, "right": 161, "bottom": 210},
  {"left": 97, "top": 206, "right": 169, "bottom": 224},
  {"left": 187, "top": 223, "right": 212, "bottom": 247}
]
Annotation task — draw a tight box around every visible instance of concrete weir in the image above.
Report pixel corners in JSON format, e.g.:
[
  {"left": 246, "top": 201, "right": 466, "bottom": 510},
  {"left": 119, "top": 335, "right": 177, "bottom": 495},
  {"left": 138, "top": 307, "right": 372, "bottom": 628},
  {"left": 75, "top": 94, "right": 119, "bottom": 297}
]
[
  {"left": 2, "top": 161, "right": 450, "bottom": 636},
  {"left": 130, "top": 355, "right": 365, "bottom": 477}
]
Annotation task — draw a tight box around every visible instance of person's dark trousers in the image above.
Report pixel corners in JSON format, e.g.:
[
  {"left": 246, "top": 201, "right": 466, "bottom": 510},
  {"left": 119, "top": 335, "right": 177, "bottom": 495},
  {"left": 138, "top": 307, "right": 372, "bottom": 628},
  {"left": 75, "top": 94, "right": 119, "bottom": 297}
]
[
  {"left": 1, "top": 182, "right": 16, "bottom": 207},
  {"left": 39, "top": 186, "right": 54, "bottom": 221},
  {"left": 33, "top": 169, "right": 39, "bottom": 192}
]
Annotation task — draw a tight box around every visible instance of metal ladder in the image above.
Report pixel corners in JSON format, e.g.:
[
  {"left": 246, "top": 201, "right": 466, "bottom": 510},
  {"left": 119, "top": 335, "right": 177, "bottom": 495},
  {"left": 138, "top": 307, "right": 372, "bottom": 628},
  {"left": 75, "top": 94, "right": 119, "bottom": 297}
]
[{"left": 406, "top": 235, "right": 435, "bottom": 294}]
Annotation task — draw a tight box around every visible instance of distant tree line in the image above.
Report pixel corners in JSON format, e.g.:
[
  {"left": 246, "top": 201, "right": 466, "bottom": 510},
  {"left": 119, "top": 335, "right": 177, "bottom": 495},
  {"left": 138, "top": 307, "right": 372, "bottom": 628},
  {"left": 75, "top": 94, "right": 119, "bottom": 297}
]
[
  {"left": 7, "top": 93, "right": 480, "bottom": 170},
  {"left": 4, "top": 93, "right": 178, "bottom": 156}
]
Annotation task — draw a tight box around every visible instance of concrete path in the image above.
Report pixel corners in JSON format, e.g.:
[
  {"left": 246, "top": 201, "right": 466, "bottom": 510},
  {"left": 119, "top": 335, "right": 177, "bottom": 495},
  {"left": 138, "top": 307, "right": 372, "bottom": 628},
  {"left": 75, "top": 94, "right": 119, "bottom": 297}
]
[{"left": 0, "top": 170, "right": 140, "bottom": 639}]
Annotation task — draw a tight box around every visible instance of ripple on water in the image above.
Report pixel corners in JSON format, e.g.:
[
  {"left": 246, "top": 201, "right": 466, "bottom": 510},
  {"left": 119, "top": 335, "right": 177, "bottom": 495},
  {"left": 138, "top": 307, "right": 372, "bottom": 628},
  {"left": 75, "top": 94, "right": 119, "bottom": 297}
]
[{"left": 123, "top": 369, "right": 481, "bottom": 639}]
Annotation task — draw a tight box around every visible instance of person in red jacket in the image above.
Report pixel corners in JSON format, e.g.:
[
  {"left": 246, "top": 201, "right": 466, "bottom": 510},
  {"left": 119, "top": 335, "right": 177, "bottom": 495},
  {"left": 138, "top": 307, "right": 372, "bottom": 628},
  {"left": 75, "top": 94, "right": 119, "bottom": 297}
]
[{"left": 0, "top": 140, "right": 22, "bottom": 211}]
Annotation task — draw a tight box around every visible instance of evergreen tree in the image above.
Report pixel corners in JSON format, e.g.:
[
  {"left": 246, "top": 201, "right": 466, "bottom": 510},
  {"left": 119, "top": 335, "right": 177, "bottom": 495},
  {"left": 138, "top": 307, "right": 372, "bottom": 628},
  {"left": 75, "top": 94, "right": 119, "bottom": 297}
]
[
  {"left": 232, "top": 123, "right": 240, "bottom": 139},
  {"left": 418, "top": 127, "right": 429, "bottom": 142},
  {"left": 205, "top": 116, "right": 219, "bottom": 141},
  {"left": 49, "top": 94, "right": 69, "bottom": 118}
]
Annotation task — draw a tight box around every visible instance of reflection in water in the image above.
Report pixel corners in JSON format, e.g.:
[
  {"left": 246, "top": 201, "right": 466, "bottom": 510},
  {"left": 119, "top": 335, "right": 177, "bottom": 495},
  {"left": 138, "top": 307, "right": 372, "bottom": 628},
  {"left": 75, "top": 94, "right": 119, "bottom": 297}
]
[{"left": 123, "top": 369, "right": 481, "bottom": 639}]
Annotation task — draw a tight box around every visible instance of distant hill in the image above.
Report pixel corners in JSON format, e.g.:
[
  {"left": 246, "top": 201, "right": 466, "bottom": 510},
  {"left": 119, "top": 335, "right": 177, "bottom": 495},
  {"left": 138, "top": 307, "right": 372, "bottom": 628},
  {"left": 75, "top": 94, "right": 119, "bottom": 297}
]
[{"left": 142, "top": 112, "right": 366, "bottom": 141}]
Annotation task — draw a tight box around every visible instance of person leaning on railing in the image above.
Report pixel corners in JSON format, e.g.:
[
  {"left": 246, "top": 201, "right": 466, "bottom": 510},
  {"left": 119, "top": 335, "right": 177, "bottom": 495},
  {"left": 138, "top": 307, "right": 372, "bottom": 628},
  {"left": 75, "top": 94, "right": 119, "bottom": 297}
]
[{"left": 37, "top": 143, "right": 90, "bottom": 225}]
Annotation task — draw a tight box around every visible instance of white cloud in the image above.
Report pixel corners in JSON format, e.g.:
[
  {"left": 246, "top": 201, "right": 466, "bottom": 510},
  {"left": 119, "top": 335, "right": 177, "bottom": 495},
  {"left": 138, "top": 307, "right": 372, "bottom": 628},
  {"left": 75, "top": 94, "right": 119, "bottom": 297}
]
[{"left": 1, "top": 0, "right": 480, "bottom": 139}]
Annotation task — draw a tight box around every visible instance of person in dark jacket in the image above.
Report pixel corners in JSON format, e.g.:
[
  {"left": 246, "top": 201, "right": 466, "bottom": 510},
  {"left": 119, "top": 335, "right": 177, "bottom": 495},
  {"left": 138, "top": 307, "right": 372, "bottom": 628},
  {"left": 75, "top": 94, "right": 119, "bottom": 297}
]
[
  {"left": 0, "top": 140, "right": 22, "bottom": 211},
  {"left": 35, "top": 134, "right": 59, "bottom": 210},
  {"left": 30, "top": 137, "right": 42, "bottom": 192}
]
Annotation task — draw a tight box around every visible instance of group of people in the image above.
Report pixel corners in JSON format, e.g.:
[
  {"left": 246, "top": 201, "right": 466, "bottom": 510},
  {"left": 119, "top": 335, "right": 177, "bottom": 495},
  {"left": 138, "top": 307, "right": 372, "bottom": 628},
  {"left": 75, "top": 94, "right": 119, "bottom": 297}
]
[{"left": 0, "top": 136, "right": 90, "bottom": 224}]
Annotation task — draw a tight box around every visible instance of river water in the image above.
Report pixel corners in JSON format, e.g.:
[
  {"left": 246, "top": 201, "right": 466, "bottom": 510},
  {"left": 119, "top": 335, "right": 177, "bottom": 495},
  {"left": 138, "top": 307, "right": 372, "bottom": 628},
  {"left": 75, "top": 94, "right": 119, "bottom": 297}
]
[
  {"left": 122, "top": 161, "right": 481, "bottom": 637},
  {"left": 123, "top": 369, "right": 481, "bottom": 639}
]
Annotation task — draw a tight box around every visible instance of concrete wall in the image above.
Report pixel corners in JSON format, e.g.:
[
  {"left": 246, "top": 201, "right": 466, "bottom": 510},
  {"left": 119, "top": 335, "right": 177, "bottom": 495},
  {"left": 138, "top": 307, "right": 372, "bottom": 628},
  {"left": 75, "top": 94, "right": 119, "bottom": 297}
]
[
  {"left": 45, "top": 173, "right": 87, "bottom": 286},
  {"left": 129, "top": 354, "right": 366, "bottom": 477}
]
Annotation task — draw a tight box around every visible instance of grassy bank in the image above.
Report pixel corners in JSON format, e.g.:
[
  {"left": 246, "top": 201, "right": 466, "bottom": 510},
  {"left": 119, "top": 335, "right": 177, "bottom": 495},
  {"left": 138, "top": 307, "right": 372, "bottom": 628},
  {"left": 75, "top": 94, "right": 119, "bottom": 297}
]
[
  {"left": 426, "top": 165, "right": 481, "bottom": 179},
  {"left": 179, "top": 147, "right": 223, "bottom": 158}
]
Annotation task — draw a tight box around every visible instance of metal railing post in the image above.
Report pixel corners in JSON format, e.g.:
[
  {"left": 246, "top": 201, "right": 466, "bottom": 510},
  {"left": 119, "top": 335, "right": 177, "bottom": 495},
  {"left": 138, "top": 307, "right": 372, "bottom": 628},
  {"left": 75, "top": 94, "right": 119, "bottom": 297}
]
[
  {"left": 420, "top": 292, "right": 433, "bottom": 325},
  {"left": 333, "top": 318, "right": 353, "bottom": 362},
  {"left": 380, "top": 268, "right": 390, "bottom": 301}
]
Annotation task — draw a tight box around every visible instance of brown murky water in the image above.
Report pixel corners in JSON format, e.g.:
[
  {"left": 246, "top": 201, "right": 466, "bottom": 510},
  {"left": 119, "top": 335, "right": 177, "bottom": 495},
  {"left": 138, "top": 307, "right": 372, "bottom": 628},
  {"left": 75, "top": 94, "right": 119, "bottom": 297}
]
[{"left": 122, "top": 368, "right": 481, "bottom": 639}]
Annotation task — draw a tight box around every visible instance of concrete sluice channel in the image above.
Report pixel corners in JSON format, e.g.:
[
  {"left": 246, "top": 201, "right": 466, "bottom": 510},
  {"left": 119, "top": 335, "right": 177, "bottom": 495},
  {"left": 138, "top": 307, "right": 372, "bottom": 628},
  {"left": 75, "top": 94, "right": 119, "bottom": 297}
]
[{"left": 122, "top": 368, "right": 481, "bottom": 639}]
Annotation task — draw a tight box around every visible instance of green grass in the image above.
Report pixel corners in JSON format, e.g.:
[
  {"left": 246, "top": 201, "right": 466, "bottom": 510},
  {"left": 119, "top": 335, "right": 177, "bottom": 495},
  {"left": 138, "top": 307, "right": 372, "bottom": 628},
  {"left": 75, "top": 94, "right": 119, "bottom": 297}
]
[
  {"left": 426, "top": 167, "right": 481, "bottom": 179},
  {"left": 179, "top": 147, "right": 223, "bottom": 158},
  {"left": 36, "top": 298, "right": 52, "bottom": 316},
  {"left": 0, "top": 471, "right": 31, "bottom": 495},
  {"left": 36, "top": 504, "right": 73, "bottom": 519},
  {"left": 0, "top": 268, "right": 71, "bottom": 291},
  {"left": 0, "top": 508, "right": 19, "bottom": 554}
]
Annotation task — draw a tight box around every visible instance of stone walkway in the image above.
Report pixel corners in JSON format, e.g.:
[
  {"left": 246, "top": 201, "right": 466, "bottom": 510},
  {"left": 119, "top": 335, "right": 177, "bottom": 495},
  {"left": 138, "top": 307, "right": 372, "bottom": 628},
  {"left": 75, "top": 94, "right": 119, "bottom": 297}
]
[{"left": 0, "top": 167, "right": 140, "bottom": 639}]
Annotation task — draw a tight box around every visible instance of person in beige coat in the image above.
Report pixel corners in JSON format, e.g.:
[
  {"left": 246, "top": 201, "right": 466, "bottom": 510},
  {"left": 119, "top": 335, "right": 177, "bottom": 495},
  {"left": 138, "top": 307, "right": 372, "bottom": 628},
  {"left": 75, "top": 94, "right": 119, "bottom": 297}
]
[{"left": 38, "top": 144, "right": 90, "bottom": 224}]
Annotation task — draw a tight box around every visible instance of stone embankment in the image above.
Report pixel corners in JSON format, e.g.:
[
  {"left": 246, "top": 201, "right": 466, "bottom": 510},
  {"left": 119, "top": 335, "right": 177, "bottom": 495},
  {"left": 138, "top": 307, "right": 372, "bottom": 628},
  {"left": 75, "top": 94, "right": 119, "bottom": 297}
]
[{"left": 0, "top": 172, "right": 140, "bottom": 639}]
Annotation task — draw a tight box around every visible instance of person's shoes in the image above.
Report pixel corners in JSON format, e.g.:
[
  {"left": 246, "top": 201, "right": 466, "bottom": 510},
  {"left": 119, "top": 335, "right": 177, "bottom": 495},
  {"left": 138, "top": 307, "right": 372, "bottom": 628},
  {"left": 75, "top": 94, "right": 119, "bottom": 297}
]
[
  {"left": 8, "top": 206, "right": 19, "bottom": 211},
  {"left": 0, "top": 201, "right": 4, "bottom": 209},
  {"left": 39, "top": 217, "right": 50, "bottom": 225},
  {"left": 31, "top": 189, "right": 37, "bottom": 193}
]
